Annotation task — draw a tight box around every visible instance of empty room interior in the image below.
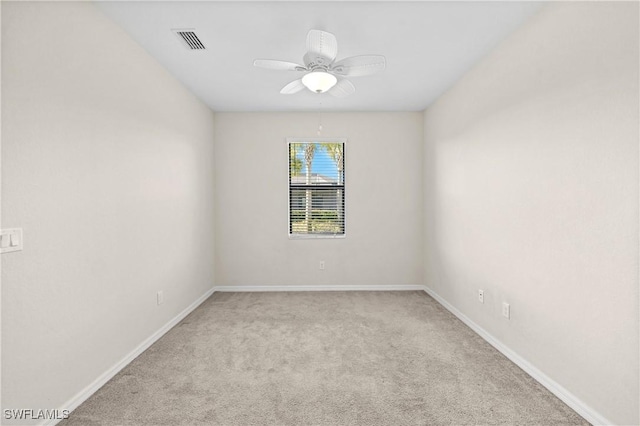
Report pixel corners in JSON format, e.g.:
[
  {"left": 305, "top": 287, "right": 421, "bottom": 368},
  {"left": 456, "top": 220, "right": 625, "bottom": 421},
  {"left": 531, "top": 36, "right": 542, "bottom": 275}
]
[{"left": 1, "top": 1, "right": 638, "bottom": 425}]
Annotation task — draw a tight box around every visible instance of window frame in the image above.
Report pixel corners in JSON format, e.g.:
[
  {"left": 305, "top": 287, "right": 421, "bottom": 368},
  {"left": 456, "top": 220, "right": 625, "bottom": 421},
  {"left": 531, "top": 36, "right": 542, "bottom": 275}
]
[{"left": 287, "top": 137, "right": 347, "bottom": 240}]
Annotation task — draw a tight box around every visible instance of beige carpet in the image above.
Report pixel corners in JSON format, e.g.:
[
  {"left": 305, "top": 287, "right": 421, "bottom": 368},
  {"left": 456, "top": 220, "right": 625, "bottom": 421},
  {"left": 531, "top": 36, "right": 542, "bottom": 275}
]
[{"left": 63, "top": 291, "right": 588, "bottom": 425}]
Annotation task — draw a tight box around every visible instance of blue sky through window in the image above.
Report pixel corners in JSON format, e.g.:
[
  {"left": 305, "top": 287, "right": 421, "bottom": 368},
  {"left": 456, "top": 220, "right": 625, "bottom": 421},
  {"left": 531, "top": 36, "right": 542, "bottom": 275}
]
[
  {"left": 309, "top": 149, "right": 334, "bottom": 176},
  {"left": 291, "top": 142, "right": 341, "bottom": 181}
]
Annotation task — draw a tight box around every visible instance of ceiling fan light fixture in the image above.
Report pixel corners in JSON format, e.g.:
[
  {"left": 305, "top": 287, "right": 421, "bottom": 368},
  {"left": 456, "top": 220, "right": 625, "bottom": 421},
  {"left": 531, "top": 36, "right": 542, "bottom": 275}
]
[{"left": 302, "top": 71, "right": 337, "bottom": 93}]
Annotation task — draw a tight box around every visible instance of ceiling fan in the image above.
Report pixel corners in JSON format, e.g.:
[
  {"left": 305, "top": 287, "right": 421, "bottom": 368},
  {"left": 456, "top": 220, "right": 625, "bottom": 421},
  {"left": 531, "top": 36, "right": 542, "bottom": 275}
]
[{"left": 253, "top": 29, "right": 386, "bottom": 97}]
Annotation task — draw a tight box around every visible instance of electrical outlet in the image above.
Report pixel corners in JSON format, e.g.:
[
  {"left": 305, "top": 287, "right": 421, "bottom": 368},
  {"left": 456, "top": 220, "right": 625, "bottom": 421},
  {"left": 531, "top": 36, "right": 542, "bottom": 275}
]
[
  {"left": 478, "top": 290, "right": 484, "bottom": 303},
  {"left": 319, "top": 260, "right": 325, "bottom": 270},
  {"left": 502, "top": 302, "right": 510, "bottom": 319},
  {"left": 157, "top": 291, "right": 164, "bottom": 305}
]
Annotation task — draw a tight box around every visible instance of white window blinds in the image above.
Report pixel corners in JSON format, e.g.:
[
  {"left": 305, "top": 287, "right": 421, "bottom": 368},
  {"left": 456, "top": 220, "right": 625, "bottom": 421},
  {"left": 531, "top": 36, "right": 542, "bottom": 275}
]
[{"left": 288, "top": 140, "right": 345, "bottom": 237}]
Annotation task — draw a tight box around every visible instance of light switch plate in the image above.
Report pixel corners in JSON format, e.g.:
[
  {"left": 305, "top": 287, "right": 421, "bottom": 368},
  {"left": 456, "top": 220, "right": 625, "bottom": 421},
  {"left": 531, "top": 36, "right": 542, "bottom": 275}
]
[{"left": 1, "top": 228, "right": 23, "bottom": 253}]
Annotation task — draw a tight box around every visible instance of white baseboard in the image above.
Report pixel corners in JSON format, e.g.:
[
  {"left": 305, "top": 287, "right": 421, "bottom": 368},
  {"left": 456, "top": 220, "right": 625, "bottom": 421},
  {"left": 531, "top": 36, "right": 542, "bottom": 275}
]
[
  {"left": 422, "top": 286, "right": 611, "bottom": 426},
  {"left": 214, "top": 285, "right": 425, "bottom": 292},
  {"left": 46, "top": 287, "right": 216, "bottom": 426}
]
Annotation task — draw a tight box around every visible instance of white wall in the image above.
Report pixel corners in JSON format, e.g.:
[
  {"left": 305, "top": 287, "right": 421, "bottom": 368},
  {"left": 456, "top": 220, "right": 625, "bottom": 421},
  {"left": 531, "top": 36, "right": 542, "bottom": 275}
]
[
  {"left": 1, "top": 2, "right": 215, "bottom": 422},
  {"left": 423, "top": 2, "right": 638, "bottom": 425},
  {"left": 214, "top": 112, "right": 423, "bottom": 287}
]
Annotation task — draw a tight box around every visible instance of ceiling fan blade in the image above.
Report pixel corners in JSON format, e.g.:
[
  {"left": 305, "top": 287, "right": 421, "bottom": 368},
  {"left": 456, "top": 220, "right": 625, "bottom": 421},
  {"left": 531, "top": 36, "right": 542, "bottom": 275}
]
[
  {"left": 253, "top": 59, "right": 307, "bottom": 71},
  {"left": 280, "top": 79, "right": 306, "bottom": 94},
  {"left": 304, "top": 30, "right": 338, "bottom": 66},
  {"left": 331, "top": 55, "right": 386, "bottom": 77},
  {"left": 327, "top": 79, "right": 355, "bottom": 98}
]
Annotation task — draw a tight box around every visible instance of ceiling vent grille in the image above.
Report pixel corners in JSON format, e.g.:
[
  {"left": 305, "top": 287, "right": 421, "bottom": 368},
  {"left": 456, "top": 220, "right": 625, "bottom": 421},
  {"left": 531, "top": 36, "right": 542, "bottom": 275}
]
[{"left": 172, "top": 29, "right": 205, "bottom": 50}]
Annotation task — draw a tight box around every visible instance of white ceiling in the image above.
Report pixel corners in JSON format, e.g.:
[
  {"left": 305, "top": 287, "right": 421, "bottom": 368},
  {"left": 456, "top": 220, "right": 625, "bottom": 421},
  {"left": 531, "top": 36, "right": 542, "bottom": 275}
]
[{"left": 96, "top": 1, "right": 542, "bottom": 112}]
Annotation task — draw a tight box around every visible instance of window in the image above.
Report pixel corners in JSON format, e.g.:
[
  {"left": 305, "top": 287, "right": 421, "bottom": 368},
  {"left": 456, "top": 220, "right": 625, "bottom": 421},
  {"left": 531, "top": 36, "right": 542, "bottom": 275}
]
[{"left": 288, "top": 139, "right": 345, "bottom": 238}]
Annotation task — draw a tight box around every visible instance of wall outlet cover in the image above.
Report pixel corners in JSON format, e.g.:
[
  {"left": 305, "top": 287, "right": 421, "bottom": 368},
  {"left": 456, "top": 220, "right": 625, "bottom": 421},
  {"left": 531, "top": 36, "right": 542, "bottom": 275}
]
[{"left": 502, "top": 302, "right": 510, "bottom": 319}]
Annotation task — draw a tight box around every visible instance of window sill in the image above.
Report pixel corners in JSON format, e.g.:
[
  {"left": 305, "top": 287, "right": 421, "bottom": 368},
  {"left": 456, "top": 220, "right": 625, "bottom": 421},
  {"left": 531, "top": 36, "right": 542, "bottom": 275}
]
[{"left": 289, "top": 233, "right": 346, "bottom": 240}]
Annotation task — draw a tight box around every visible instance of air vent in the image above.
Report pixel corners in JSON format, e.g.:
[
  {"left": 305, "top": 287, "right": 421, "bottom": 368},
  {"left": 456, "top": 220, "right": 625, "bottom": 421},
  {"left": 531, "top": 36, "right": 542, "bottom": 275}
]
[{"left": 172, "top": 29, "right": 205, "bottom": 50}]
